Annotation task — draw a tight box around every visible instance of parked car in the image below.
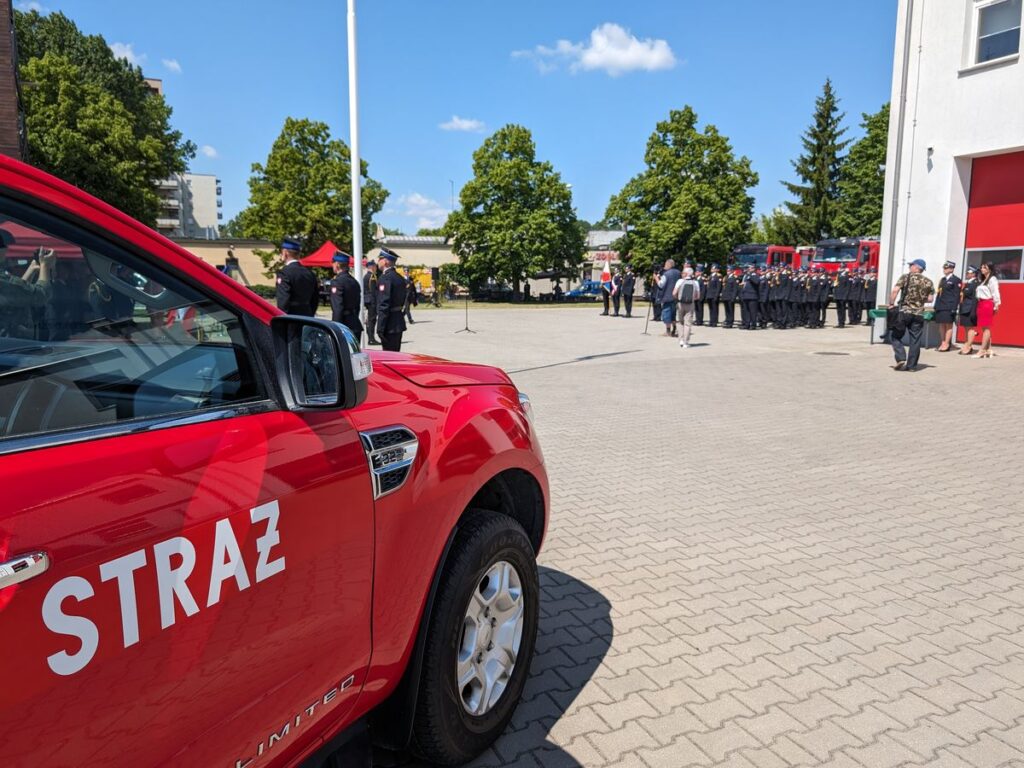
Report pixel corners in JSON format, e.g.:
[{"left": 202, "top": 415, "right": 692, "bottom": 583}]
[
  {"left": 565, "top": 280, "right": 603, "bottom": 299},
  {"left": 0, "top": 155, "right": 549, "bottom": 768}
]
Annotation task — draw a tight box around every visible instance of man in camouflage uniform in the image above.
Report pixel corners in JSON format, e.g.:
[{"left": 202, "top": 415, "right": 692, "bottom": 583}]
[
  {"left": 0, "top": 229, "right": 55, "bottom": 339},
  {"left": 888, "top": 258, "right": 935, "bottom": 372}
]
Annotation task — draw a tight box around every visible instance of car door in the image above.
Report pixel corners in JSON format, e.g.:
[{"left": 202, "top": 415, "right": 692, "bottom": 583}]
[{"left": 0, "top": 192, "right": 374, "bottom": 768}]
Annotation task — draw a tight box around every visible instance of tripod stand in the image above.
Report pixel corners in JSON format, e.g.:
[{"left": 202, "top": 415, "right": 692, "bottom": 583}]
[
  {"left": 455, "top": 295, "right": 476, "bottom": 334},
  {"left": 642, "top": 298, "right": 653, "bottom": 335}
]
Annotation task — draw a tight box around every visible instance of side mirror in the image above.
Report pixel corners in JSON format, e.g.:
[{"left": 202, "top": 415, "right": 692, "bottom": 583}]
[{"left": 270, "top": 316, "right": 372, "bottom": 410}]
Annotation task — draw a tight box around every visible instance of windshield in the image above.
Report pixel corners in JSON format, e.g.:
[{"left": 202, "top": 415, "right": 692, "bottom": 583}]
[
  {"left": 732, "top": 251, "right": 767, "bottom": 267},
  {"left": 814, "top": 246, "right": 857, "bottom": 263}
]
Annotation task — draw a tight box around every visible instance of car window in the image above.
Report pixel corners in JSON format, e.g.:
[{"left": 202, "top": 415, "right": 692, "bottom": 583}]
[{"left": 0, "top": 197, "right": 262, "bottom": 442}]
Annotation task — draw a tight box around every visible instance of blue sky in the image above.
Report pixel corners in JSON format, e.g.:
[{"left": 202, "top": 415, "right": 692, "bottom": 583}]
[{"left": 18, "top": 0, "right": 897, "bottom": 234}]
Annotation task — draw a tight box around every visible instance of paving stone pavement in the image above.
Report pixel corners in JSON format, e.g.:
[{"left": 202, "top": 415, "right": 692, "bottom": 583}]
[{"left": 393, "top": 305, "right": 1024, "bottom": 768}]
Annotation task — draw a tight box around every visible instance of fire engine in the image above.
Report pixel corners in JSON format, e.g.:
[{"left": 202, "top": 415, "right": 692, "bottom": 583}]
[
  {"left": 809, "top": 237, "right": 881, "bottom": 274},
  {"left": 0, "top": 156, "right": 549, "bottom": 768},
  {"left": 729, "top": 244, "right": 798, "bottom": 269}
]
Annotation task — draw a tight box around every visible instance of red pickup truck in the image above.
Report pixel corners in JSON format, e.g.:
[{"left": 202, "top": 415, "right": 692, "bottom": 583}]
[{"left": 0, "top": 156, "right": 549, "bottom": 768}]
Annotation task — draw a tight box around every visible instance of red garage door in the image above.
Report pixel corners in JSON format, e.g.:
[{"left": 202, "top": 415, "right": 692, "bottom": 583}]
[{"left": 965, "top": 151, "right": 1024, "bottom": 347}]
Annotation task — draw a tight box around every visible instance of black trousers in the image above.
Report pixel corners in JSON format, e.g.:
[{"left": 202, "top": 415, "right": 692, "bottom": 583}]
[
  {"left": 758, "top": 301, "right": 769, "bottom": 327},
  {"left": 819, "top": 301, "right": 829, "bottom": 326},
  {"left": 694, "top": 300, "right": 705, "bottom": 325},
  {"left": 612, "top": 293, "right": 621, "bottom": 315},
  {"left": 601, "top": 292, "right": 610, "bottom": 315},
  {"left": 707, "top": 299, "right": 719, "bottom": 326},
  {"left": 850, "top": 301, "right": 862, "bottom": 324},
  {"left": 365, "top": 307, "right": 378, "bottom": 341},
  {"left": 381, "top": 332, "right": 403, "bottom": 352},
  {"left": 891, "top": 312, "right": 924, "bottom": 369},
  {"left": 742, "top": 299, "right": 758, "bottom": 329},
  {"left": 723, "top": 300, "right": 735, "bottom": 327},
  {"left": 623, "top": 295, "right": 633, "bottom": 317},
  {"left": 835, "top": 300, "right": 847, "bottom": 327}
]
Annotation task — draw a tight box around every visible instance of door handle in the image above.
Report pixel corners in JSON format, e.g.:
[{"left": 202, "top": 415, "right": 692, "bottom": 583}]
[{"left": 0, "top": 551, "right": 50, "bottom": 589}]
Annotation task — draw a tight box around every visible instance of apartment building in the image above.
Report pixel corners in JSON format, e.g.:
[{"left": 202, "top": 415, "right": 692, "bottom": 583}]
[{"left": 155, "top": 173, "right": 223, "bottom": 240}]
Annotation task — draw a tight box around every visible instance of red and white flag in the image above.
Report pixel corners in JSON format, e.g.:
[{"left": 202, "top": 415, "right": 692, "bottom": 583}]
[{"left": 600, "top": 258, "right": 613, "bottom": 293}]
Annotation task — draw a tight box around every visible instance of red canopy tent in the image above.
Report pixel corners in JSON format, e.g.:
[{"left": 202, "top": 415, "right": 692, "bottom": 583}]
[{"left": 299, "top": 241, "right": 346, "bottom": 268}]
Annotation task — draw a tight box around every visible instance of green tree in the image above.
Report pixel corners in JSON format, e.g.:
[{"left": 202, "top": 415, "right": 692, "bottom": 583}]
[
  {"left": 237, "top": 117, "right": 388, "bottom": 275},
  {"left": 415, "top": 227, "right": 445, "bottom": 237},
  {"left": 445, "top": 124, "right": 584, "bottom": 296},
  {"left": 835, "top": 103, "right": 890, "bottom": 237},
  {"left": 14, "top": 10, "right": 194, "bottom": 224},
  {"left": 604, "top": 106, "right": 758, "bottom": 274},
  {"left": 749, "top": 208, "right": 799, "bottom": 245},
  {"left": 782, "top": 79, "right": 850, "bottom": 243}
]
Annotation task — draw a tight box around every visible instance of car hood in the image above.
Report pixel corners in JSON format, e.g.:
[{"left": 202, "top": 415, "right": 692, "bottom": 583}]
[{"left": 374, "top": 351, "right": 514, "bottom": 388}]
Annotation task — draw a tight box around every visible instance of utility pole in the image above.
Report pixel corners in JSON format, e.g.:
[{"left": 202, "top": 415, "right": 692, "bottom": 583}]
[{"left": 0, "top": 0, "right": 26, "bottom": 160}]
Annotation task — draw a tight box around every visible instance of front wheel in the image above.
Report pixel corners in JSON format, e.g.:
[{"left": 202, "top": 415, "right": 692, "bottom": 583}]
[{"left": 411, "top": 511, "right": 539, "bottom": 766}]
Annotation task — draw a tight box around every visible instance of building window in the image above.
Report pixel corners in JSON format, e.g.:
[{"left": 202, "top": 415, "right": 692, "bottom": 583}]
[
  {"left": 965, "top": 248, "right": 1024, "bottom": 280},
  {"left": 976, "top": 0, "right": 1022, "bottom": 63}
]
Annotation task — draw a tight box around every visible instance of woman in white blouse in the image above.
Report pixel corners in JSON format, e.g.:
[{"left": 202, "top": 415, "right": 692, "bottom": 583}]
[{"left": 975, "top": 262, "right": 1001, "bottom": 358}]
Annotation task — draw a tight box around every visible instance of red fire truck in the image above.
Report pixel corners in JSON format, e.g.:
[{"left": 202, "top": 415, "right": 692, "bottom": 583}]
[
  {"left": 810, "top": 237, "right": 881, "bottom": 274},
  {"left": 729, "top": 244, "right": 798, "bottom": 269}
]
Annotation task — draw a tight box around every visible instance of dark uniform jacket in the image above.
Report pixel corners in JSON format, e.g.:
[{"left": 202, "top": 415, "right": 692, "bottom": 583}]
[
  {"left": 934, "top": 274, "right": 962, "bottom": 311},
  {"left": 740, "top": 273, "right": 760, "bottom": 300},
  {"left": 376, "top": 267, "right": 409, "bottom": 336},
  {"left": 330, "top": 271, "right": 364, "bottom": 334},
  {"left": 362, "top": 271, "right": 379, "bottom": 308},
  {"left": 757, "top": 275, "right": 770, "bottom": 302},
  {"left": 834, "top": 272, "right": 851, "bottom": 301},
  {"left": 276, "top": 261, "right": 319, "bottom": 317},
  {"left": 722, "top": 274, "right": 739, "bottom": 302},
  {"left": 960, "top": 277, "right": 979, "bottom": 317},
  {"left": 622, "top": 274, "right": 636, "bottom": 296},
  {"left": 705, "top": 274, "right": 722, "bottom": 300}
]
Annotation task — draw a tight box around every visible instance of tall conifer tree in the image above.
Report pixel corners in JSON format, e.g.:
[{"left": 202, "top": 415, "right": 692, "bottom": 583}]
[{"left": 783, "top": 79, "right": 850, "bottom": 243}]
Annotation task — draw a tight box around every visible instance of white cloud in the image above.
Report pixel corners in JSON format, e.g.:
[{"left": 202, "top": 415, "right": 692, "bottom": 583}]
[
  {"left": 439, "top": 115, "right": 485, "bottom": 133},
  {"left": 513, "top": 23, "right": 676, "bottom": 77},
  {"left": 162, "top": 58, "right": 183, "bottom": 74},
  {"left": 199, "top": 145, "right": 218, "bottom": 159},
  {"left": 399, "top": 193, "right": 448, "bottom": 229},
  {"left": 15, "top": 1, "right": 50, "bottom": 13},
  {"left": 109, "top": 42, "right": 146, "bottom": 67}
]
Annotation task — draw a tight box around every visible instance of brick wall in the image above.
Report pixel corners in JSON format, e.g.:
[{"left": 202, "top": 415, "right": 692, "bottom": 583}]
[{"left": 0, "top": 0, "right": 24, "bottom": 160}]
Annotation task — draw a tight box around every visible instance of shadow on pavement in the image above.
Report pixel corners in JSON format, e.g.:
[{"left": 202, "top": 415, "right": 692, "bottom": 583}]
[
  {"left": 378, "top": 566, "right": 613, "bottom": 767},
  {"left": 508, "top": 350, "right": 639, "bottom": 375}
]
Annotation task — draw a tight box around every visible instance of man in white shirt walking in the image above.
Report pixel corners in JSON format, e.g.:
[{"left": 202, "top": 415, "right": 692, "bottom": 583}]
[{"left": 673, "top": 267, "right": 701, "bottom": 348}]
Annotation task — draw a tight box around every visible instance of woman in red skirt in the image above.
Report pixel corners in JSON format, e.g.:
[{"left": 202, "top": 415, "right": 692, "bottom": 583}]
[{"left": 975, "top": 262, "right": 1002, "bottom": 359}]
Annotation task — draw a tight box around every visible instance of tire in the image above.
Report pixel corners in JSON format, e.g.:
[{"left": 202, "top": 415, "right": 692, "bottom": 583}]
[{"left": 411, "top": 510, "right": 539, "bottom": 766}]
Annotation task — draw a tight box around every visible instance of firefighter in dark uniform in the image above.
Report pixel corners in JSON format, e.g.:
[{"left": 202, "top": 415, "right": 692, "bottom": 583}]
[
  {"left": 739, "top": 265, "right": 760, "bottom": 330},
  {"left": 722, "top": 266, "right": 740, "bottom": 328},
  {"left": 375, "top": 248, "right": 408, "bottom": 352},
  {"left": 275, "top": 238, "right": 319, "bottom": 317},
  {"left": 790, "top": 267, "right": 807, "bottom": 328},
  {"left": 705, "top": 265, "right": 722, "bottom": 327},
  {"left": 834, "top": 267, "right": 851, "bottom": 327},
  {"left": 329, "top": 252, "right": 363, "bottom": 339},
  {"left": 775, "top": 265, "right": 791, "bottom": 329},
  {"left": 403, "top": 267, "right": 418, "bottom": 324},
  {"left": 848, "top": 269, "right": 864, "bottom": 325},
  {"left": 611, "top": 271, "right": 623, "bottom": 316},
  {"left": 862, "top": 268, "right": 878, "bottom": 322},
  {"left": 362, "top": 260, "right": 379, "bottom": 345},
  {"left": 757, "top": 265, "right": 771, "bottom": 328},
  {"left": 622, "top": 267, "right": 636, "bottom": 318},
  {"left": 694, "top": 265, "right": 706, "bottom": 325}
]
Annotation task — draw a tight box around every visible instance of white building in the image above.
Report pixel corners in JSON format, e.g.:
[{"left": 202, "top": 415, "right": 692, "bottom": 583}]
[
  {"left": 155, "top": 173, "right": 223, "bottom": 240},
  {"left": 881, "top": 0, "right": 1023, "bottom": 345}
]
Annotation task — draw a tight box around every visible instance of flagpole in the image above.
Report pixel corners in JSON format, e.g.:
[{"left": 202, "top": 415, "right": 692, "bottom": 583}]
[{"left": 347, "top": 0, "right": 365, "bottom": 344}]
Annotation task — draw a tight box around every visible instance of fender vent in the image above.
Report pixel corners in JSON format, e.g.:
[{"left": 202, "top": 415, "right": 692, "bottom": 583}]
[{"left": 359, "top": 427, "right": 419, "bottom": 499}]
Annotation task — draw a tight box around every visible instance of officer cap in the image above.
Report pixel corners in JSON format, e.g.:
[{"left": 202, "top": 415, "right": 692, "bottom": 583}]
[
  {"left": 0, "top": 228, "right": 15, "bottom": 248},
  {"left": 365, "top": 259, "right": 376, "bottom": 267},
  {"left": 943, "top": 260, "right": 956, "bottom": 269},
  {"left": 332, "top": 251, "right": 351, "bottom": 265},
  {"left": 379, "top": 248, "right": 400, "bottom": 262},
  {"left": 910, "top": 258, "right": 926, "bottom": 270},
  {"left": 695, "top": 265, "right": 704, "bottom": 273},
  {"left": 966, "top": 265, "right": 980, "bottom": 275},
  {"left": 281, "top": 237, "right": 302, "bottom": 253},
  {"left": 800, "top": 266, "right": 808, "bottom": 272}
]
